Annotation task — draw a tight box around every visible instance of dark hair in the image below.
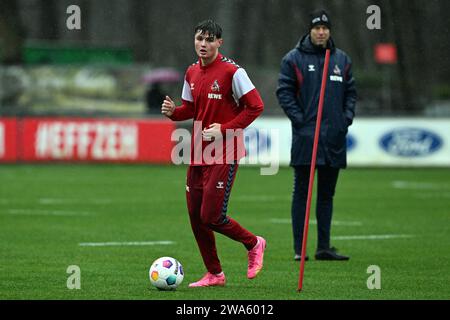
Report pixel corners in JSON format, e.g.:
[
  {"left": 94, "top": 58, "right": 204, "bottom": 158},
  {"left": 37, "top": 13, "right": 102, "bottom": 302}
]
[{"left": 194, "top": 19, "right": 222, "bottom": 39}]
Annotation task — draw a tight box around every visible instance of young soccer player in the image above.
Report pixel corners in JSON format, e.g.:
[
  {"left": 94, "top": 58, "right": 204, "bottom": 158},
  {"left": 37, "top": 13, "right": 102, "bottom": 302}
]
[{"left": 161, "top": 19, "right": 266, "bottom": 287}]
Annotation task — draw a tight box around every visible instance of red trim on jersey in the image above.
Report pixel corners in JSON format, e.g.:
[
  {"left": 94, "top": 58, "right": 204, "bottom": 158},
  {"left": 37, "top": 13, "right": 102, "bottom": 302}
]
[
  {"left": 344, "top": 64, "right": 351, "bottom": 81},
  {"left": 292, "top": 63, "right": 303, "bottom": 96}
]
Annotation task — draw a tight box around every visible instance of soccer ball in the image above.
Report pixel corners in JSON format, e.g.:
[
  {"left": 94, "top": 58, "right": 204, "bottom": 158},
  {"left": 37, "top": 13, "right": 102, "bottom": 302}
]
[{"left": 149, "top": 257, "right": 184, "bottom": 290}]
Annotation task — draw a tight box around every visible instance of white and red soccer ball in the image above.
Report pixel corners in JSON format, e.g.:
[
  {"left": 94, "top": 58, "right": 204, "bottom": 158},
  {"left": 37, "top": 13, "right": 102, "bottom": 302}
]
[{"left": 149, "top": 257, "right": 184, "bottom": 290}]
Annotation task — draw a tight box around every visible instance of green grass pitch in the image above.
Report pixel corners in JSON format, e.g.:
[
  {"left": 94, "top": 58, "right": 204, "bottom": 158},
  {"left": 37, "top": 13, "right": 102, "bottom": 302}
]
[{"left": 0, "top": 164, "right": 449, "bottom": 300}]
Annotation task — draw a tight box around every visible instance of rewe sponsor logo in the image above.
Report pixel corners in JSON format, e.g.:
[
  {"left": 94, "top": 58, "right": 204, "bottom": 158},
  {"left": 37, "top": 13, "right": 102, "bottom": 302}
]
[
  {"left": 380, "top": 128, "right": 442, "bottom": 157},
  {"left": 35, "top": 121, "right": 138, "bottom": 160},
  {"left": 208, "top": 93, "right": 222, "bottom": 100},
  {"left": 330, "top": 75, "right": 343, "bottom": 82}
]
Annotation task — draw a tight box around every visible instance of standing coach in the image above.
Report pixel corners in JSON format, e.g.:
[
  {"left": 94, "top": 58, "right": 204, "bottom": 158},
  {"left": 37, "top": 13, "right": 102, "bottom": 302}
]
[{"left": 276, "top": 10, "right": 357, "bottom": 261}]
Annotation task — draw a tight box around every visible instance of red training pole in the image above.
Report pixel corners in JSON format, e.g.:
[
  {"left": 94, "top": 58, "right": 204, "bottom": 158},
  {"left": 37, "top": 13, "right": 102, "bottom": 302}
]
[{"left": 298, "top": 49, "right": 331, "bottom": 292}]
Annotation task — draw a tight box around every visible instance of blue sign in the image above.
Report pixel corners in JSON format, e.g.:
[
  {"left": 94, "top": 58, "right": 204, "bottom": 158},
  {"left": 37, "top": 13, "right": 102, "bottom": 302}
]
[
  {"left": 380, "top": 128, "right": 443, "bottom": 157},
  {"left": 347, "top": 134, "right": 356, "bottom": 152},
  {"left": 244, "top": 128, "right": 272, "bottom": 155}
]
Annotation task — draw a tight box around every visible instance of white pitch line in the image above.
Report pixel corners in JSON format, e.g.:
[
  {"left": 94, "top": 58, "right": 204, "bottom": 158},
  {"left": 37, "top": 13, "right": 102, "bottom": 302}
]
[
  {"left": 233, "top": 195, "right": 291, "bottom": 202},
  {"left": 269, "top": 218, "right": 362, "bottom": 226},
  {"left": 270, "top": 218, "right": 296, "bottom": 224},
  {"left": 6, "top": 209, "right": 92, "bottom": 216},
  {"left": 414, "top": 193, "right": 450, "bottom": 199},
  {"left": 39, "top": 198, "right": 71, "bottom": 205},
  {"left": 391, "top": 181, "right": 441, "bottom": 190},
  {"left": 330, "top": 221, "right": 363, "bottom": 226},
  {"left": 39, "top": 198, "right": 112, "bottom": 205},
  {"left": 332, "top": 234, "right": 414, "bottom": 240},
  {"left": 78, "top": 241, "right": 175, "bottom": 247}
]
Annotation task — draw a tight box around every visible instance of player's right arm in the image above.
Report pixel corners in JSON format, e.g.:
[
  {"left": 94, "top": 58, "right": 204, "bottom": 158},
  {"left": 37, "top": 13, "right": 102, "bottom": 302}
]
[{"left": 161, "top": 76, "right": 195, "bottom": 121}]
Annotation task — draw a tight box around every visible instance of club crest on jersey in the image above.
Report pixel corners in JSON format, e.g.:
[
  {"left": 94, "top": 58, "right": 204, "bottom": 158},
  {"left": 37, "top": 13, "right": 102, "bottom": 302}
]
[
  {"left": 333, "top": 64, "right": 341, "bottom": 75},
  {"left": 308, "top": 65, "right": 316, "bottom": 72},
  {"left": 211, "top": 80, "right": 220, "bottom": 92},
  {"left": 208, "top": 80, "right": 222, "bottom": 99}
]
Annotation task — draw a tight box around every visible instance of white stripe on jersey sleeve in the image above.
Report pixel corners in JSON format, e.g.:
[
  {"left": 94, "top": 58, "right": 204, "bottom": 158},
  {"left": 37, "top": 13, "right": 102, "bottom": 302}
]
[
  {"left": 181, "top": 79, "right": 193, "bottom": 102},
  {"left": 232, "top": 68, "right": 255, "bottom": 101}
]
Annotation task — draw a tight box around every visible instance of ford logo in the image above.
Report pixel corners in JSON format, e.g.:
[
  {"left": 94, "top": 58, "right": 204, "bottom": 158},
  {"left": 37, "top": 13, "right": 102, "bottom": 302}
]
[
  {"left": 380, "top": 128, "right": 442, "bottom": 157},
  {"left": 347, "top": 134, "right": 356, "bottom": 152}
]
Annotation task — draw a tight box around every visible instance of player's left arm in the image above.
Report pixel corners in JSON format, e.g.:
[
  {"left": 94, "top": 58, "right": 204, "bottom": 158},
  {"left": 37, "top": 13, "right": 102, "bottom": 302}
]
[
  {"left": 343, "top": 56, "right": 357, "bottom": 127},
  {"left": 203, "top": 68, "right": 263, "bottom": 140},
  {"left": 221, "top": 68, "right": 264, "bottom": 133}
]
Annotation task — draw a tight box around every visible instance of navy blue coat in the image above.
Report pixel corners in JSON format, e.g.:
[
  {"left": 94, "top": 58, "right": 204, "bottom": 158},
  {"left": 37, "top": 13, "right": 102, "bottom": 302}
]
[{"left": 276, "top": 34, "right": 357, "bottom": 168}]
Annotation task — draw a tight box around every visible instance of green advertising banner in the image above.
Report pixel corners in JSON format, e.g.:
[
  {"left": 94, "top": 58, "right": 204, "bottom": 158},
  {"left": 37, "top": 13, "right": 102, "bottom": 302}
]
[{"left": 23, "top": 45, "right": 133, "bottom": 65}]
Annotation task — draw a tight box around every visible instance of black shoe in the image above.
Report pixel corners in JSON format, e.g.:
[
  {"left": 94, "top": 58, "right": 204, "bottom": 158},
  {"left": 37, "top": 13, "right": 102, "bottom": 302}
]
[
  {"left": 315, "top": 247, "right": 350, "bottom": 261},
  {"left": 294, "top": 254, "right": 309, "bottom": 261}
]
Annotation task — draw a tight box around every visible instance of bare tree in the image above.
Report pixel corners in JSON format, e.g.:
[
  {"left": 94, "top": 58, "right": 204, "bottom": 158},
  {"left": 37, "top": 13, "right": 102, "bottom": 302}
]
[{"left": 0, "top": 0, "right": 25, "bottom": 64}]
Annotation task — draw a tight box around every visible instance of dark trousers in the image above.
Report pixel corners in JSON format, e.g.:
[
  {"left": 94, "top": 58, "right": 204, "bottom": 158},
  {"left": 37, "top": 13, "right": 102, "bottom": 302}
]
[{"left": 291, "top": 165, "right": 340, "bottom": 254}]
